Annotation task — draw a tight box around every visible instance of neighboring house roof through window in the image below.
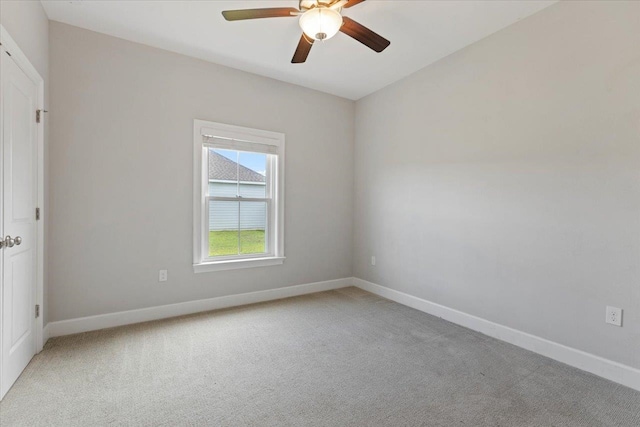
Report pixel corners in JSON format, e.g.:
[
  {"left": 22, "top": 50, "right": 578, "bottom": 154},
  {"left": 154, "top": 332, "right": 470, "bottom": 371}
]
[{"left": 208, "top": 149, "right": 265, "bottom": 182}]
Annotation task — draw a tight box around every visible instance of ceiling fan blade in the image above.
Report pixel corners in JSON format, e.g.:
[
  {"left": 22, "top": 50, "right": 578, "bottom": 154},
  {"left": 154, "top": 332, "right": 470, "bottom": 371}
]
[
  {"left": 340, "top": 17, "right": 390, "bottom": 53},
  {"left": 292, "top": 34, "right": 314, "bottom": 64},
  {"left": 344, "top": 0, "right": 366, "bottom": 8},
  {"left": 330, "top": 0, "right": 349, "bottom": 9},
  {"left": 222, "top": 8, "right": 299, "bottom": 21}
]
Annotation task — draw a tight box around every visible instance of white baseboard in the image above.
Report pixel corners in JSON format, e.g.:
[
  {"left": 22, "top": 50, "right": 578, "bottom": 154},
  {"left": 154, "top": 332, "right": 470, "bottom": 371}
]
[
  {"left": 353, "top": 278, "right": 640, "bottom": 392},
  {"left": 42, "top": 323, "right": 50, "bottom": 347},
  {"left": 47, "top": 278, "right": 352, "bottom": 338}
]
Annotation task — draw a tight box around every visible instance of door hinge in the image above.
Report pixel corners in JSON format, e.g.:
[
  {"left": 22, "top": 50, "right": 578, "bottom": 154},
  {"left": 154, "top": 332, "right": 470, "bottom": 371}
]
[
  {"left": 36, "top": 109, "right": 48, "bottom": 124},
  {"left": 36, "top": 207, "right": 40, "bottom": 221},
  {"left": 35, "top": 304, "right": 40, "bottom": 319}
]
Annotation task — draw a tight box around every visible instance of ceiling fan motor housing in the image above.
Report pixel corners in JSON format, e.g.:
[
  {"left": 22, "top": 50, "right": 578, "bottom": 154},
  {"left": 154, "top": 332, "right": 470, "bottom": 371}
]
[{"left": 299, "top": 1, "right": 331, "bottom": 11}]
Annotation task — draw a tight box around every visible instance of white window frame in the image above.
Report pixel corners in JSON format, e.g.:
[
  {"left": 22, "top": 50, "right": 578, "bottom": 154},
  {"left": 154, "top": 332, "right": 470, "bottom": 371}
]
[{"left": 193, "top": 120, "right": 285, "bottom": 273}]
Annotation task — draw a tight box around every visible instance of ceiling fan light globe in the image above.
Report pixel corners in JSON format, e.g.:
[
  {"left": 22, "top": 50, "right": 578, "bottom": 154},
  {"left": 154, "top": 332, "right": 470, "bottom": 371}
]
[{"left": 299, "top": 7, "right": 343, "bottom": 41}]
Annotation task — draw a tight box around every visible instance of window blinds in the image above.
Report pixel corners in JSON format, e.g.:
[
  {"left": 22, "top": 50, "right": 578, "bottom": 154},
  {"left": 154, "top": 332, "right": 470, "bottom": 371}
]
[{"left": 203, "top": 135, "right": 278, "bottom": 155}]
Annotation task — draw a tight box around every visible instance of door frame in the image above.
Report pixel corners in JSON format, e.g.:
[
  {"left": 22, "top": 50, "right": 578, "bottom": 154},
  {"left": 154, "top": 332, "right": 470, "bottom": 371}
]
[{"left": 0, "top": 25, "right": 46, "bottom": 395}]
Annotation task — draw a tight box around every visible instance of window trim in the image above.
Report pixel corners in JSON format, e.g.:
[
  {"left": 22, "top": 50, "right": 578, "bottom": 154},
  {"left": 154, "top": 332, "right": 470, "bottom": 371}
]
[{"left": 193, "top": 120, "right": 285, "bottom": 273}]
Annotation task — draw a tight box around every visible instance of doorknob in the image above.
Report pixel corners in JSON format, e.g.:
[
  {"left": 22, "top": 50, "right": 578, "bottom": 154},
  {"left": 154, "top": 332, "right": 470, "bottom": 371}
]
[{"left": 3, "top": 236, "right": 22, "bottom": 248}]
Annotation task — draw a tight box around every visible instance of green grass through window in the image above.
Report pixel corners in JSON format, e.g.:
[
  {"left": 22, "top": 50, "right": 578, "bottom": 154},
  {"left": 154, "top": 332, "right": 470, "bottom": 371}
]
[{"left": 209, "top": 230, "right": 265, "bottom": 257}]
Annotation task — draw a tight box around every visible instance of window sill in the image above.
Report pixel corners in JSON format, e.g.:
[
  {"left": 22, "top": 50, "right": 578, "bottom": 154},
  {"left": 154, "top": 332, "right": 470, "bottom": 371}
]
[{"left": 193, "top": 256, "right": 285, "bottom": 273}]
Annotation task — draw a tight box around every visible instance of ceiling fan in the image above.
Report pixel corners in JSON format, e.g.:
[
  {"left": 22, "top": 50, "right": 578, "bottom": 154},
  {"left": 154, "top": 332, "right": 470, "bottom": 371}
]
[{"left": 222, "top": 0, "right": 390, "bottom": 63}]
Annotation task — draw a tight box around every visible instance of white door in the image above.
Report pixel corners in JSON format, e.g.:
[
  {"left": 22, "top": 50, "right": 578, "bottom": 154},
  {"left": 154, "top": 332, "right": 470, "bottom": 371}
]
[{"left": 0, "top": 47, "right": 39, "bottom": 399}]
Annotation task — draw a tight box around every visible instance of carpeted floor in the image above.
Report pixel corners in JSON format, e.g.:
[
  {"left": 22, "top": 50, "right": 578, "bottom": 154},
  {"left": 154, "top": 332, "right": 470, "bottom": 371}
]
[{"left": 1, "top": 287, "right": 639, "bottom": 426}]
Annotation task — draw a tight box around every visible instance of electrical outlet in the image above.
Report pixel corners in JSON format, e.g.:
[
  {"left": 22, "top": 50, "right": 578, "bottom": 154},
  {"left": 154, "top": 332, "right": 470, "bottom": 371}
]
[
  {"left": 159, "top": 270, "right": 168, "bottom": 282},
  {"left": 605, "top": 306, "right": 622, "bottom": 326},
  {"left": 371, "top": 256, "right": 376, "bottom": 266}
]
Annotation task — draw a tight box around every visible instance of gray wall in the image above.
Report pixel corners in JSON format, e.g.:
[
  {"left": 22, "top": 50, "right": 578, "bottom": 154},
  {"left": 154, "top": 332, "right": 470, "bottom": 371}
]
[
  {"left": 1, "top": 0, "right": 50, "bottom": 324},
  {"left": 208, "top": 182, "right": 266, "bottom": 231},
  {"left": 353, "top": 1, "right": 640, "bottom": 370},
  {"left": 49, "top": 22, "right": 354, "bottom": 321}
]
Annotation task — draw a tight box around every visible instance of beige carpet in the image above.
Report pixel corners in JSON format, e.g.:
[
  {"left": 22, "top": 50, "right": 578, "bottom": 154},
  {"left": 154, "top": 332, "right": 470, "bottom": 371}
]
[{"left": 1, "top": 287, "right": 639, "bottom": 426}]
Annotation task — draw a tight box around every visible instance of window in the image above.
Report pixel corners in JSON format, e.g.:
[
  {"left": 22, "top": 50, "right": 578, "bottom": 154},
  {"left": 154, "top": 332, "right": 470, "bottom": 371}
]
[{"left": 193, "top": 120, "right": 284, "bottom": 272}]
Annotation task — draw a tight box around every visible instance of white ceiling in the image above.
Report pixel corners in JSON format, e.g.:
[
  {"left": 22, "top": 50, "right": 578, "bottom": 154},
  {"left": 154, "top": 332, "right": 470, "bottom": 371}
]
[{"left": 41, "top": 0, "right": 557, "bottom": 100}]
